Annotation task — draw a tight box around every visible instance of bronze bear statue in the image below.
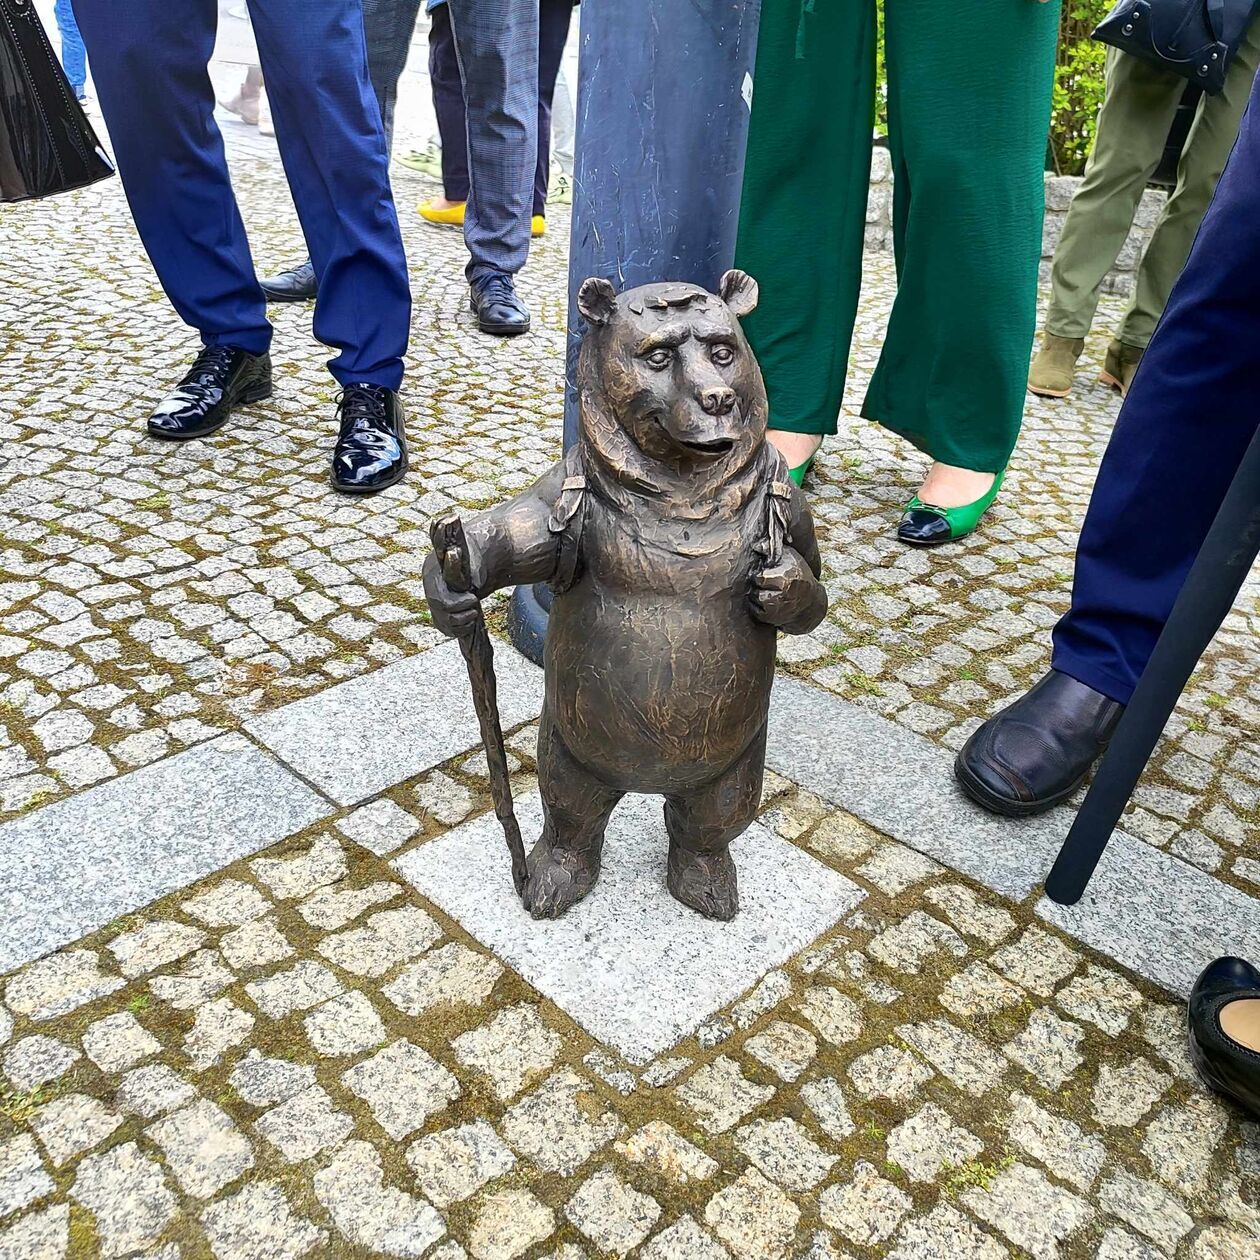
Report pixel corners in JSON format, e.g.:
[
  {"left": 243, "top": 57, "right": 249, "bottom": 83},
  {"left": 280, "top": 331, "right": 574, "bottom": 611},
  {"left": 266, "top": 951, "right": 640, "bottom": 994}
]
[{"left": 424, "top": 271, "right": 829, "bottom": 921}]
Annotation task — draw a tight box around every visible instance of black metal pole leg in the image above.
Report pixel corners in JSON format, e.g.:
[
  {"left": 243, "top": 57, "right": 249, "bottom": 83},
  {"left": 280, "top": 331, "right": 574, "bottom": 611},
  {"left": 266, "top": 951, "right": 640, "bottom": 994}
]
[{"left": 1045, "top": 424, "right": 1260, "bottom": 905}]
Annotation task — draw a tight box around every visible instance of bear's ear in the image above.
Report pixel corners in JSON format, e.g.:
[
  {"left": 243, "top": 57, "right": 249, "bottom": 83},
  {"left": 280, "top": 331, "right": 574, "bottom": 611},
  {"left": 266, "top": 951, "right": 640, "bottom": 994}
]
[
  {"left": 578, "top": 277, "right": 618, "bottom": 327},
  {"left": 718, "top": 269, "right": 759, "bottom": 318}
]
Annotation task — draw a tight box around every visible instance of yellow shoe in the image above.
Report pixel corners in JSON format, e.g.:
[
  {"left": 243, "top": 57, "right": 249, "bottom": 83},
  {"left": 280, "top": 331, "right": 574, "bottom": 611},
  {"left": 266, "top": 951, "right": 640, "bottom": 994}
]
[
  {"left": 532, "top": 215, "right": 546, "bottom": 238},
  {"left": 418, "top": 199, "right": 466, "bottom": 227}
]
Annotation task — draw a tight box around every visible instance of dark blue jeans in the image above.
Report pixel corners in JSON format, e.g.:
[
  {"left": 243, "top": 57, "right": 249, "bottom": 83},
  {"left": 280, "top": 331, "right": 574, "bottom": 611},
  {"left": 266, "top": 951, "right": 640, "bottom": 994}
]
[
  {"left": 1051, "top": 73, "right": 1260, "bottom": 704},
  {"left": 54, "top": 0, "right": 86, "bottom": 96}
]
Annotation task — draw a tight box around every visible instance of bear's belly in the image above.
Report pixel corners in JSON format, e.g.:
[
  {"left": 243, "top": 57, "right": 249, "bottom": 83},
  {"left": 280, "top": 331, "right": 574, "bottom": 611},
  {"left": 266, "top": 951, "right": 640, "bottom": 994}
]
[{"left": 544, "top": 582, "right": 776, "bottom": 793}]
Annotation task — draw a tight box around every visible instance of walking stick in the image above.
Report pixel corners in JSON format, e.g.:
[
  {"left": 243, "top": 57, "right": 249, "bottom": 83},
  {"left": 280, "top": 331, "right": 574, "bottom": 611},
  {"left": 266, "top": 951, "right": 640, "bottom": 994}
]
[
  {"left": 430, "top": 513, "right": 529, "bottom": 896},
  {"left": 1045, "top": 423, "right": 1260, "bottom": 905}
]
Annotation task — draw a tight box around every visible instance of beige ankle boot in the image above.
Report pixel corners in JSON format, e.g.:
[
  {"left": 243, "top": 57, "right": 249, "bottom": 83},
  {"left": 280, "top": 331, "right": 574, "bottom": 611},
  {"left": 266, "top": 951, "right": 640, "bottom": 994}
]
[
  {"left": 1101, "top": 339, "right": 1143, "bottom": 397},
  {"left": 1028, "top": 333, "right": 1085, "bottom": 399}
]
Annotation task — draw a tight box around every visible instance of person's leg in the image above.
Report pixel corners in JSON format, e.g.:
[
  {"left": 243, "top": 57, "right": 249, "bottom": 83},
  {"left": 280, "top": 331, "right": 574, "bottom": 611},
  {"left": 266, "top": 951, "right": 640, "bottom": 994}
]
[
  {"left": 362, "top": 0, "right": 424, "bottom": 156},
  {"left": 533, "top": 0, "right": 573, "bottom": 218},
  {"left": 958, "top": 73, "right": 1260, "bottom": 816},
  {"left": 248, "top": 0, "right": 410, "bottom": 390},
  {"left": 1052, "top": 85, "right": 1260, "bottom": 705},
  {"left": 445, "top": 0, "right": 538, "bottom": 285},
  {"left": 429, "top": 2, "right": 470, "bottom": 204},
  {"left": 71, "top": 0, "right": 270, "bottom": 357},
  {"left": 1044, "top": 49, "right": 1183, "bottom": 342},
  {"left": 866, "top": 0, "right": 1060, "bottom": 490},
  {"left": 734, "top": 0, "right": 876, "bottom": 471},
  {"left": 1117, "top": 29, "right": 1260, "bottom": 349},
  {"left": 54, "top": 0, "right": 87, "bottom": 97}
]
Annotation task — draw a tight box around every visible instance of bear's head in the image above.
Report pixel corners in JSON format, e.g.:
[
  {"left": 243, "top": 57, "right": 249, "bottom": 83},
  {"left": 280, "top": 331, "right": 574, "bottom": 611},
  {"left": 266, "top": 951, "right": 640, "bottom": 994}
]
[{"left": 575, "top": 271, "right": 766, "bottom": 484}]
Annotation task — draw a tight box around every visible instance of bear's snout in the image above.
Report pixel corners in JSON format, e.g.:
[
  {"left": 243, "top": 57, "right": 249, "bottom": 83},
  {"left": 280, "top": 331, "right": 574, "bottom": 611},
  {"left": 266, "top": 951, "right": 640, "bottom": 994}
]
[{"left": 699, "top": 386, "right": 737, "bottom": 417}]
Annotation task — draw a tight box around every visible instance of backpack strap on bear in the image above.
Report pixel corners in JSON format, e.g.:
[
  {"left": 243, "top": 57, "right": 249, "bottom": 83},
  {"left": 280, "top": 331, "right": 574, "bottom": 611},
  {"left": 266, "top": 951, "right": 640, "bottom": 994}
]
[
  {"left": 757, "top": 447, "right": 794, "bottom": 569},
  {"left": 547, "top": 446, "right": 588, "bottom": 595}
]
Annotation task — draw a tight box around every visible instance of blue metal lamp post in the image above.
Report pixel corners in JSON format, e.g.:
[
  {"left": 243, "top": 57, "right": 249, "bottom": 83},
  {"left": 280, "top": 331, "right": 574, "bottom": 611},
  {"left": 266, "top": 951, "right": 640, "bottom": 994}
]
[{"left": 508, "top": 0, "right": 763, "bottom": 663}]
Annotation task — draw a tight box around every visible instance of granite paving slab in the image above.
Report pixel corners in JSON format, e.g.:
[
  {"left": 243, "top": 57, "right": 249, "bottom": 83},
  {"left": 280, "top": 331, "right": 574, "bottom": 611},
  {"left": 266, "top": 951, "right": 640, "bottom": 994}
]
[
  {"left": 0, "top": 735, "right": 328, "bottom": 972},
  {"left": 766, "top": 674, "right": 1065, "bottom": 899},
  {"left": 244, "top": 641, "right": 545, "bottom": 805},
  {"left": 394, "top": 792, "right": 866, "bottom": 1063},
  {"left": 1038, "top": 829, "right": 1260, "bottom": 996}
]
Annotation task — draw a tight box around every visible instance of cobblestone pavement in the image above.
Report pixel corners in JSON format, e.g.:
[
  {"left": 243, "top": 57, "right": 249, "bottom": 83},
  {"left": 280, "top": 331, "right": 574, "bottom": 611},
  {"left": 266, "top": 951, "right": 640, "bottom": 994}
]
[
  {"left": 3, "top": 763, "right": 1259, "bottom": 1259},
  {"left": 1, "top": 57, "right": 1260, "bottom": 1260}
]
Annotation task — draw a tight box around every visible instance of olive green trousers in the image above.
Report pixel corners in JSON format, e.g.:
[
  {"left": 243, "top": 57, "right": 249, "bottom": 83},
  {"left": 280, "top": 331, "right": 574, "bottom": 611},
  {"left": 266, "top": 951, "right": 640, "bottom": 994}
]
[
  {"left": 1046, "top": 35, "right": 1260, "bottom": 349},
  {"left": 735, "top": 0, "right": 1061, "bottom": 473}
]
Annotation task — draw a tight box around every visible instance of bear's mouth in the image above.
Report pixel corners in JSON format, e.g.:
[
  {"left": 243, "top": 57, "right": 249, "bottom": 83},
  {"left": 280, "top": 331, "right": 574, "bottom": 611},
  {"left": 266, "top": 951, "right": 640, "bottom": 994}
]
[{"left": 680, "top": 436, "right": 736, "bottom": 456}]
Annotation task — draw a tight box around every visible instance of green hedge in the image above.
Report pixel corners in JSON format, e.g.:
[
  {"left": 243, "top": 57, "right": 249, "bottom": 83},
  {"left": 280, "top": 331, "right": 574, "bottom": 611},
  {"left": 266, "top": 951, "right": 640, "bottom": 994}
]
[
  {"left": 1051, "top": 2, "right": 1113, "bottom": 175},
  {"left": 873, "top": 2, "right": 1112, "bottom": 177}
]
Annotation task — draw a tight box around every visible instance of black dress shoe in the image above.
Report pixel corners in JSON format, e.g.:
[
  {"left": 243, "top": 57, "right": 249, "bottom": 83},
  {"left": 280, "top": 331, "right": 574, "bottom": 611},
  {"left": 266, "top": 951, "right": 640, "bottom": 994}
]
[
  {"left": 260, "top": 259, "right": 318, "bottom": 303},
  {"left": 954, "top": 669, "right": 1124, "bottom": 817},
  {"left": 469, "top": 272, "right": 531, "bottom": 336},
  {"left": 331, "top": 383, "right": 408, "bottom": 494},
  {"left": 147, "top": 346, "right": 272, "bottom": 441},
  {"left": 1189, "top": 957, "right": 1260, "bottom": 1117}
]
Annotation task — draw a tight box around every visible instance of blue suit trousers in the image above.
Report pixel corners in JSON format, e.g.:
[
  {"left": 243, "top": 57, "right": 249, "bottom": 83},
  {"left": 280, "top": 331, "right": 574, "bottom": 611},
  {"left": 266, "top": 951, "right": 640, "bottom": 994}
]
[
  {"left": 72, "top": 0, "right": 411, "bottom": 390},
  {"left": 1052, "top": 73, "right": 1260, "bottom": 704}
]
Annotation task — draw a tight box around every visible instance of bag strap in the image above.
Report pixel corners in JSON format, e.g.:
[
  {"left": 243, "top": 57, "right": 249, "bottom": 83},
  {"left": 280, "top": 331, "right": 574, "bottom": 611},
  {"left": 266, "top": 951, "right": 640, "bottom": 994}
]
[{"left": 547, "top": 447, "right": 588, "bottom": 595}]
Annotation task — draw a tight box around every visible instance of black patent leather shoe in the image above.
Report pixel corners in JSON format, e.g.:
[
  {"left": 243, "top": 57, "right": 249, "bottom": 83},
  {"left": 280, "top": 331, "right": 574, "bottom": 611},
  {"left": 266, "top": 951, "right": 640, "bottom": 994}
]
[
  {"left": 1189, "top": 957, "right": 1260, "bottom": 1118},
  {"left": 331, "top": 384, "right": 408, "bottom": 494},
  {"left": 469, "top": 272, "right": 531, "bottom": 336},
  {"left": 147, "top": 346, "right": 272, "bottom": 441},
  {"left": 954, "top": 669, "right": 1124, "bottom": 817},
  {"left": 260, "top": 259, "right": 318, "bottom": 303}
]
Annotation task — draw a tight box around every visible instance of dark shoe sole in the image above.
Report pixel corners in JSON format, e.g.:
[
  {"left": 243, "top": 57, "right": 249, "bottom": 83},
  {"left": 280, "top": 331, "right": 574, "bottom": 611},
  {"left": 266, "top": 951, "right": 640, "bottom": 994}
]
[
  {"left": 330, "top": 452, "right": 409, "bottom": 496},
  {"left": 146, "top": 381, "right": 273, "bottom": 442},
  {"left": 478, "top": 317, "right": 530, "bottom": 336},
  {"left": 953, "top": 750, "right": 1085, "bottom": 818},
  {"left": 261, "top": 287, "right": 317, "bottom": 304},
  {"left": 1028, "top": 383, "right": 1073, "bottom": 399}
]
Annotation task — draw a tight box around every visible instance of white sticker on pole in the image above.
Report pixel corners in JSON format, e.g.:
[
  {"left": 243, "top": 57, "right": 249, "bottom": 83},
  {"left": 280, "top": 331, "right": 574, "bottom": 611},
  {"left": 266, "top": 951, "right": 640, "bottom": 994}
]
[{"left": 742, "top": 72, "right": 754, "bottom": 111}]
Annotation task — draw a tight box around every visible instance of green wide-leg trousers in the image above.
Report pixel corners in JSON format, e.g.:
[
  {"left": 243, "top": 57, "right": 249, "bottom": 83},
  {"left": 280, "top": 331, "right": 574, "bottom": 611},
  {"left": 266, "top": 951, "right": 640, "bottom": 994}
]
[{"left": 735, "top": 0, "right": 1061, "bottom": 473}]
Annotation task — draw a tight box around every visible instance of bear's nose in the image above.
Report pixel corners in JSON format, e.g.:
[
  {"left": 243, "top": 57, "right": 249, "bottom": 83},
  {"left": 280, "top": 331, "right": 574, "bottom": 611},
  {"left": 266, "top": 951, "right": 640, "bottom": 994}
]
[{"left": 699, "top": 386, "right": 737, "bottom": 416}]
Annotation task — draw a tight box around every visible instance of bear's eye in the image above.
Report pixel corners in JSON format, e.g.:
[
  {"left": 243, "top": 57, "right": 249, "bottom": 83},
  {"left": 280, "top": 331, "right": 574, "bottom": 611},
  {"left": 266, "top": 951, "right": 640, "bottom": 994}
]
[
  {"left": 711, "top": 344, "right": 736, "bottom": 367},
  {"left": 644, "top": 348, "right": 674, "bottom": 370}
]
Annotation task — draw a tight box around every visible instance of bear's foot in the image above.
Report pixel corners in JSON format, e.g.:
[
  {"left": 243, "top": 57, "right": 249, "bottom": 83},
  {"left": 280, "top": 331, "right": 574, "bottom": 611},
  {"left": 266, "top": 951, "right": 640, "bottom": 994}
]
[
  {"left": 521, "top": 838, "right": 601, "bottom": 920},
  {"left": 667, "top": 845, "right": 739, "bottom": 921}
]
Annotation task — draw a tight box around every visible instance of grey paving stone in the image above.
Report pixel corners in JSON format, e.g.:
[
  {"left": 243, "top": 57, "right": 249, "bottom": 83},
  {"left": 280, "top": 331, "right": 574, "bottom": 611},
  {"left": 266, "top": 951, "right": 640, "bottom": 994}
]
[
  {"left": 0, "top": 1133, "right": 54, "bottom": 1218},
  {"left": 69, "top": 1141, "right": 177, "bottom": 1258},
  {"left": 395, "top": 792, "right": 864, "bottom": 1064},
  {"left": 1038, "top": 830, "right": 1260, "bottom": 995},
  {"left": 767, "top": 676, "right": 1064, "bottom": 898},
  {"left": 0, "top": 734, "right": 329, "bottom": 971},
  {"left": 245, "top": 641, "right": 544, "bottom": 805}
]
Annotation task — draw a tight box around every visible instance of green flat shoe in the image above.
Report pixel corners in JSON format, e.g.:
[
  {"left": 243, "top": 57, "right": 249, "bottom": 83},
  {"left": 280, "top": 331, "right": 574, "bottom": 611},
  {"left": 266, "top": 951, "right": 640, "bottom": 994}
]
[{"left": 898, "top": 469, "right": 1005, "bottom": 546}]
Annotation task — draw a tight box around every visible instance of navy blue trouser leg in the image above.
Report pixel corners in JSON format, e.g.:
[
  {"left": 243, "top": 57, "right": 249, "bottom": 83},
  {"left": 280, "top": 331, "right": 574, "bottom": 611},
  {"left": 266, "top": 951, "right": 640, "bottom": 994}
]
[
  {"left": 72, "top": 0, "right": 270, "bottom": 358},
  {"left": 535, "top": 0, "right": 575, "bottom": 217},
  {"left": 430, "top": 4, "right": 472, "bottom": 202},
  {"left": 1051, "top": 80, "right": 1260, "bottom": 705},
  {"left": 74, "top": 0, "right": 410, "bottom": 390}
]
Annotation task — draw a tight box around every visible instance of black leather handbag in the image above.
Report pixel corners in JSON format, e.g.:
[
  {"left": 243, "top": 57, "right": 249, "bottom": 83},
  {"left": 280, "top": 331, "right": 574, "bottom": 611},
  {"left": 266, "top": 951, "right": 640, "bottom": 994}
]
[
  {"left": 1095, "top": 0, "right": 1260, "bottom": 94},
  {"left": 0, "top": 0, "right": 113, "bottom": 202}
]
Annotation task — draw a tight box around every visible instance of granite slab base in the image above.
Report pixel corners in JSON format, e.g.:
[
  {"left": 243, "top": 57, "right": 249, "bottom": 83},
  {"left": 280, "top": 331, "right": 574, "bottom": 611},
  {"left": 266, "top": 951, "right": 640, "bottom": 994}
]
[
  {"left": 766, "top": 675, "right": 1068, "bottom": 899},
  {"left": 394, "top": 793, "right": 865, "bottom": 1064},
  {"left": 1038, "top": 831, "right": 1260, "bottom": 996},
  {"left": 245, "top": 642, "right": 545, "bottom": 806},
  {"left": 0, "top": 735, "right": 329, "bottom": 972}
]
